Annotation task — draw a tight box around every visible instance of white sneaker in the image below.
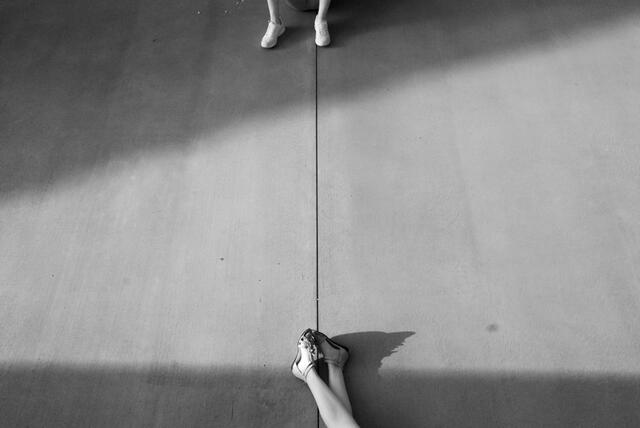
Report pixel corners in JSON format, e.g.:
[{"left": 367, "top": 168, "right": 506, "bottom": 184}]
[
  {"left": 261, "top": 20, "right": 285, "bottom": 49},
  {"left": 314, "top": 18, "right": 330, "bottom": 47}
]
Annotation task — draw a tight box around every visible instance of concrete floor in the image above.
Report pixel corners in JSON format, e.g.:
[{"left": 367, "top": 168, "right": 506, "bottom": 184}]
[{"left": 2, "top": 0, "right": 640, "bottom": 426}]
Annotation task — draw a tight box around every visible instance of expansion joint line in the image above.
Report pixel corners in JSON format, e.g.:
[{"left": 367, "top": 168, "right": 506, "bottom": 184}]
[
  {"left": 314, "top": 44, "right": 319, "bottom": 333},
  {"left": 314, "top": 44, "right": 320, "bottom": 428}
]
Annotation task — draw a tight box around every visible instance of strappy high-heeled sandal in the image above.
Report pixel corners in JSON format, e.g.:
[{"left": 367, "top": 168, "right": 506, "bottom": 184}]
[
  {"left": 291, "top": 328, "right": 319, "bottom": 382},
  {"left": 313, "top": 330, "right": 350, "bottom": 368}
]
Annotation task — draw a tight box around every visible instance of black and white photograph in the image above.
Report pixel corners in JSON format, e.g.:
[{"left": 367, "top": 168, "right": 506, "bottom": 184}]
[{"left": 1, "top": 0, "right": 640, "bottom": 426}]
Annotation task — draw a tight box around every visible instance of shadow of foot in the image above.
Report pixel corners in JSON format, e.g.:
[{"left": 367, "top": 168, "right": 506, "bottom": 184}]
[
  {"left": 317, "top": 331, "right": 414, "bottom": 427},
  {"left": 331, "top": 331, "right": 415, "bottom": 374}
]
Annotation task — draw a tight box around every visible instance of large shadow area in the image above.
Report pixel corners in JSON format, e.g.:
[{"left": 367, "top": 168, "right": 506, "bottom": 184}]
[
  {"left": 348, "top": 370, "right": 640, "bottom": 428},
  {"left": 1, "top": 0, "right": 639, "bottom": 197},
  {"left": 328, "top": 332, "right": 640, "bottom": 427},
  {"left": 0, "top": 364, "right": 316, "bottom": 428},
  {"left": 2, "top": 332, "right": 639, "bottom": 427}
]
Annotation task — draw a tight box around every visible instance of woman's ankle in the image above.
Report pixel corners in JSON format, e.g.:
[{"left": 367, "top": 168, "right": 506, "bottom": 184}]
[
  {"left": 327, "top": 363, "right": 343, "bottom": 376},
  {"left": 305, "top": 366, "right": 320, "bottom": 382}
]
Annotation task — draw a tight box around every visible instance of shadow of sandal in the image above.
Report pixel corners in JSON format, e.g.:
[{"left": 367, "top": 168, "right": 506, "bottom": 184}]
[{"left": 316, "top": 331, "right": 415, "bottom": 427}]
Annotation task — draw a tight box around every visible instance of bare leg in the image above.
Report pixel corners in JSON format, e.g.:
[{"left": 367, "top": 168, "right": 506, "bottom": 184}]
[
  {"left": 316, "top": 0, "right": 331, "bottom": 20},
  {"left": 327, "top": 364, "right": 353, "bottom": 415},
  {"left": 306, "top": 369, "right": 359, "bottom": 428},
  {"left": 293, "top": 331, "right": 357, "bottom": 427},
  {"left": 314, "top": 0, "right": 331, "bottom": 46},
  {"left": 261, "top": 0, "right": 285, "bottom": 48},
  {"left": 266, "top": 0, "right": 281, "bottom": 23}
]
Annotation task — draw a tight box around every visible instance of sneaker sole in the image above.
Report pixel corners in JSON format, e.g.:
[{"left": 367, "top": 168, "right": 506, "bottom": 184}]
[{"left": 315, "top": 37, "right": 330, "bottom": 47}]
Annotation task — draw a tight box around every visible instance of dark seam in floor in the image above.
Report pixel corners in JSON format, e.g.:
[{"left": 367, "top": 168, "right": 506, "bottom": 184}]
[
  {"left": 315, "top": 44, "right": 320, "bottom": 334},
  {"left": 314, "top": 43, "right": 321, "bottom": 428}
]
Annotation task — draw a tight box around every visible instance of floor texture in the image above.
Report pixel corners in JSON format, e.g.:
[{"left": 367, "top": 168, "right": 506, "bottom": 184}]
[{"left": 2, "top": 0, "right": 640, "bottom": 427}]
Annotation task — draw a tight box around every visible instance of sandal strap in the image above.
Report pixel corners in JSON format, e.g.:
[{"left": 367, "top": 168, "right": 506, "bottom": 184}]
[
  {"left": 302, "top": 360, "right": 316, "bottom": 379},
  {"left": 314, "top": 332, "right": 349, "bottom": 368},
  {"left": 292, "top": 328, "right": 320, "bottom": 382}
]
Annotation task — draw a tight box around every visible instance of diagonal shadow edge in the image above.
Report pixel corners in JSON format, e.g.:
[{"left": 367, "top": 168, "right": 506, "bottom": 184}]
[{"left": 1, "top": 0, "right": 640, "bottom": 198}]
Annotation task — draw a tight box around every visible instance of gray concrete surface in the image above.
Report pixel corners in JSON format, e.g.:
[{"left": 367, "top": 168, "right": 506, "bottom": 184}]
[
  {"left": 2, "top": 0, "right": 640, "bottom": 426},
  {"left": 318, "top": 0, "right": 640, "bottom": 426},
  {"left": 1, "top": 0, "right": 317, "bottom": 426}
]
